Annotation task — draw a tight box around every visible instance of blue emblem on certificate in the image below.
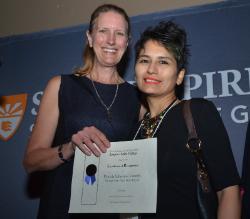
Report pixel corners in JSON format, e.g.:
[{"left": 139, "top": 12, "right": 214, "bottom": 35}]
[{"left": 84, "top": 164, "right": 97, "bottom": 185}]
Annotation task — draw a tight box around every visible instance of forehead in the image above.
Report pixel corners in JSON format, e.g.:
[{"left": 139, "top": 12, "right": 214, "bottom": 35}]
[
  {"left": 140, "top": 40, "right": 173, "bottom": 57},
  {"left": 94, "top": 11, "right": 128, "bottom": 30}
]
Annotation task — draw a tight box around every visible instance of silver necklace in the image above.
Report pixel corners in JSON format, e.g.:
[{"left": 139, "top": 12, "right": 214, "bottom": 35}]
[
  {"left": 90, "top": 75, "right": 119, "bottom": 122},
  {"left": 133, "top": 99, "right": 179, "bottom": 140}
]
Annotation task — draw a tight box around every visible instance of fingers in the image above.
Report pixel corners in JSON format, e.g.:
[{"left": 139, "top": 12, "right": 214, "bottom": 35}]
[
  {"left": 71, "top": 134, "right": 93, "bottom": 155},
  {"left": 90, "top": 127, "right": 110, "bottom": 150},
  {"left": 71, "top": 126, "right": 110, "bottom": 157}
]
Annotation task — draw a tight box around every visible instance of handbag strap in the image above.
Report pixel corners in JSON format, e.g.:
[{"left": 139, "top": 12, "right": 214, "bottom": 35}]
[
  {"left": 182, "top": 100, "right": 211, "bottom": 192},
  {"left": 182, "top": 100, "right": 198, "bottom": 141},
  {"left": 182, "top": 100, "right": 202, "bottom": 154}
]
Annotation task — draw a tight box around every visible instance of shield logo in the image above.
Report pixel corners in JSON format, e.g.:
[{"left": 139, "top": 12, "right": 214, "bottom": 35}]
[{"left": 0, "top": 93, "right": 28, "bottom": 141}]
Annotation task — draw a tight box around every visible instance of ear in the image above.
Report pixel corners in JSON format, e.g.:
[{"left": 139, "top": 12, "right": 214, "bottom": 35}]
[
  {"left": 126, "top": 34, "right": 131, "bottom": 47},
  {"left": 86, "top": 30, "right": 93, "bottom": 47},
  {"left": 176, "top": 69, "right": 185, "bottom": 85}
]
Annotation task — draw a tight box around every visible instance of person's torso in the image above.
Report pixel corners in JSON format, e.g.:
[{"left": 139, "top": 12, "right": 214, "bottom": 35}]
[{"left": 38, "top": 74, "right": 140, "bottom": 219}]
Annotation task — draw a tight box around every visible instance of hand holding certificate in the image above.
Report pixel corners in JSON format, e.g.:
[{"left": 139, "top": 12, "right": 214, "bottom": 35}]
[{"left": 69, "top": 138, "right": 157, "bottom": 213}]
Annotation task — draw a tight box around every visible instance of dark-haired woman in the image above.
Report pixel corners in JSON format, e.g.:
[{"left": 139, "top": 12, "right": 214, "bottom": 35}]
[
  {"left": 23, "top": 4, "right": 141, "bottom": 219},
  {"left": 133, "top": 21, "right": 241, "bottom": 218}
]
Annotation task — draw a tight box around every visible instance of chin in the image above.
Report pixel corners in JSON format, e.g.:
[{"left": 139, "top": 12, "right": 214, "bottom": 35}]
[
  {"left": 142, "top": 90, "right": 158, "bottom": 96},
  {"left": 101, "top": 61, "right": 119, "bottom": 67},
  {"left": 104, "top": 58, "right": 121, "bottom": 65}
]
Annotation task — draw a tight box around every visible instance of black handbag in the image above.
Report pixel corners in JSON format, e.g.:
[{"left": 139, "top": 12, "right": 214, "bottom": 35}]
[{"left": 182, "top": 100, "right": 218, "bottom": 219}]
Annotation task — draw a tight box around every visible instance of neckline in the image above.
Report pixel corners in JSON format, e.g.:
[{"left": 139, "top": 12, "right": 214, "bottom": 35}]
[
  {"left": 134, "top": 99, "right": 180, "bottom": 139},
  {"left": 77, "top": 75, "right": 126, "bottom": 86},
  {"left": 149, "top": 99, "right": 182, "bottom": 119}
]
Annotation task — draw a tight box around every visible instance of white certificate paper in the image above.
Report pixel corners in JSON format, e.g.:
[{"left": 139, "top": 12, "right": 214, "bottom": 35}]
[{"left": 69, "top": 138, "right": 157, "bottom": 213}]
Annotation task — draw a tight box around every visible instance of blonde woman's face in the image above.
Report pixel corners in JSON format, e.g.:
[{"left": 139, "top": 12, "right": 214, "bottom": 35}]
[
  {"left": 135, "top": 40, "right": 185, "bottom": 98},
  {"left": 87, "top": 11, "right": 128, "bottom": 67}
]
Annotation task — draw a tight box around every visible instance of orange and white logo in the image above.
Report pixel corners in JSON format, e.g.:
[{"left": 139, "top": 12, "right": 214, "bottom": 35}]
[{"left": 0, "top": 94, "right": 27, "bottom": 141}]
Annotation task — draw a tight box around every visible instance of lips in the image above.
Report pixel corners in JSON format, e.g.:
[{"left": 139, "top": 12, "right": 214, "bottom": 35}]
[
  {"left": 103, "top": 47, "right": 117, "bottom": 53},
  {"left": 144, "top": 77, "right": 161, "bottom": 84}
]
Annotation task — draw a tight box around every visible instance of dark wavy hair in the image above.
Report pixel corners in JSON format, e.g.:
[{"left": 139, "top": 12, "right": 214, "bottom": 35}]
[{"left": 135, "top": 21, "right": 190, "bottom": 72}]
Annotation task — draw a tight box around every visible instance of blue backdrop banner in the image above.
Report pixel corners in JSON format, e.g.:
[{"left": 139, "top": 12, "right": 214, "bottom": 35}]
[{"left": 0, "top": 0, "right": 249, "bottom": 218}]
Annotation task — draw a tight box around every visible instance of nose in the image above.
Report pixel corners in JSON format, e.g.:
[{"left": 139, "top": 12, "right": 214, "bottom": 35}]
[
  {"left": 147, "top": 62, "right": 157, "bottom": 75},
  {"left": 107, "top": 32, "right": 115, "bottom": 45}
]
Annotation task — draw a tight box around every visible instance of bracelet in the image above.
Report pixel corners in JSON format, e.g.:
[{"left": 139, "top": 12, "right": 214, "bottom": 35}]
[{"left": 58, "top": 144, "right": 70, "bottom": 163}]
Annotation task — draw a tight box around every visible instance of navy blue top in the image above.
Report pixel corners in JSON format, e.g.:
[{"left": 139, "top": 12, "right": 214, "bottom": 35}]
[{"left": 38, "top": 74, "right": 140, "bottom": 219}]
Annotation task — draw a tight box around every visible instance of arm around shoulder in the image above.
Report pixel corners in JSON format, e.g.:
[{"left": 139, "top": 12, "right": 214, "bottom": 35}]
[{"left": 23, "top": 76, "right": 74, "bottom": 173}]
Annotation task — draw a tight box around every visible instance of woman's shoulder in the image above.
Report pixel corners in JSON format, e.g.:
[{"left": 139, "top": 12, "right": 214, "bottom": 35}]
[
  {"left": 45, "top": 75, "right": 61, "bottom": 91},
  {"left": 189, "top": 97, "right": 212, "bottom": 104},
  {"left": 47, "top": 74, "right": 74, "bottom": 86},
  {"left": 189, "top": 98, "right": 216, "bottom": 109},
  {"left": 45, "top": 74, "right": 77, "bottom": 95},
  {"left": 60, "top": 73, "right": 76, "bottom": 81},
  {"left": 58, "top": 73, "right": 84, "bottom": 88},
  {"left": 188, "top": 98, "right": 220, "bottom": 121},
  {"left": 122, "top": 81, "right": 140, "bottom": 94},
  {"left": 123, "top": 81, "right": 136, "bottom": 88}
]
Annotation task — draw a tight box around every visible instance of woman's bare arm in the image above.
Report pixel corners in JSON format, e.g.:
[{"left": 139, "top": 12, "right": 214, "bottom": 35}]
[
  {"left": 217, "top": 185, "right": 241, "bottom": 219},
  {"left": 23, "top": 76, "right": 74, "bottom": 173}
]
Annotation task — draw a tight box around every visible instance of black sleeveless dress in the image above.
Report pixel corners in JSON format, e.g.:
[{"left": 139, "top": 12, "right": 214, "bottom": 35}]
[{"left": 37, "top": 74, "right": 141, "bottom": 219}]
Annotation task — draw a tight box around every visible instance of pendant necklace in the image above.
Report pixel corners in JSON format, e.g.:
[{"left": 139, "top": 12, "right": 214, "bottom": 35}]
[
  {"left": 90, "top": 73, "right": 119, "bottom": 122},
  {"left": 133, "top": 99, "right": 179, "bottom": 139}
]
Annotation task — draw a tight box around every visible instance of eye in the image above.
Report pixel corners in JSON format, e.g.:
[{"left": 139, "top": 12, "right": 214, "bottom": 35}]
[
  {"left": 98, "top": 29, "right": 107, "bottom": 33},
  {"left": 116, "top": 31, "right": 126, "bottom": 37},
  {"left": 138, "top": 58, "right": 149, "bottom": 64},
  {"left": 159, "top": 60, "right": 168, "bottom": 65}
]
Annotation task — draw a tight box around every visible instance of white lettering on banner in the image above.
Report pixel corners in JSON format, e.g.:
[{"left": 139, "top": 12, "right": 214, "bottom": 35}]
[
  {"left": 203, "top": 72, "right": 217, "bottom": 98},
  {"left": 29, "top": 91, "right": 43, "bottom": 131},
  {"left": 219, "top": 70, "right": 250, "bottom": 97},
  {"left": 184, "top": 68, "right": 250, "bottom": 99},
  {"left": 184, "top": 74, "right": 202, "bottom": 99},
  {"left": 231, "top": 105, "right": 249, "bottom": 124},
  {"left": 31, "top": 91, "right": 43, "bottom": 115}
]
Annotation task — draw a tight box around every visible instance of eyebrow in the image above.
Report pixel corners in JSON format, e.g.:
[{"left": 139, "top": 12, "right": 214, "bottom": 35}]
[
  {"left": 96, "top": 26, "right": 127, "bottom": 32},
  {"left": 138, "top": 54, "right": 149, "bottom": 58},
  {"left": 138, "top": 54, "right": 173, "bottom": 61}
]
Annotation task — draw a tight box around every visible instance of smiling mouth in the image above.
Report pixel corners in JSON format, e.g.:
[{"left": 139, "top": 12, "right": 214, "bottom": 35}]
[
  {"left": 144, "top": 78, "right": 161, "bottom": 84},
  {"left": 103, "top": 48, "right": 117, "bottom": 53}
]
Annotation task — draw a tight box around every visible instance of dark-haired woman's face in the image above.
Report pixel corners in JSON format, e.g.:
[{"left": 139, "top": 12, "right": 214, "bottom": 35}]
[
  {"left": 135, "top": 40, "right": 185, "bottom": 98},
  {"left": 87, "top": 11, "right": 128, "bottom": 68}
]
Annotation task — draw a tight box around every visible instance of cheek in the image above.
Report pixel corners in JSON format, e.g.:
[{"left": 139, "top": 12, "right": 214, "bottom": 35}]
[
  {"left": 135, "top": 65, "right": 141, "bottom": 79},
  {"left": 135, "top": 70, "right": 145, "bottom": 83},
  {"left": 163, "top": 70, "right": 178, "bottom": 81},
  {"left": 164, "top": 74, "right": 179, "bottom": 88},
  {"left": 117, "top": 38, "right": 128, "bottom": 49},
  {"left": 92, "top": 35, "right": 105, "bottom": 45}
]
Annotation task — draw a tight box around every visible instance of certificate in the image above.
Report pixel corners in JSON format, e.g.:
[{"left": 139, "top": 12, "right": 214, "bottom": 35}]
[{"left": 69, "top": 138, "right": 157, "bottom": 213}]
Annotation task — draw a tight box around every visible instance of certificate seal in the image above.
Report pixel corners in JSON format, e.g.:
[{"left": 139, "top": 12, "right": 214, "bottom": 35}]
[{"left": 84, "top": 164, "right": 97, "bottom": 185}]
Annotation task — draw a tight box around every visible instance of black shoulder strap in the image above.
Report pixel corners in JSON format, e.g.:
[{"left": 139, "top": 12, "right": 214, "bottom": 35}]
[
  {"left": 182, "top": 100, "right": 198, "bottom": 141},
  {"left": 182, "top": 99, "right": 212, "bottom": 193}
]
